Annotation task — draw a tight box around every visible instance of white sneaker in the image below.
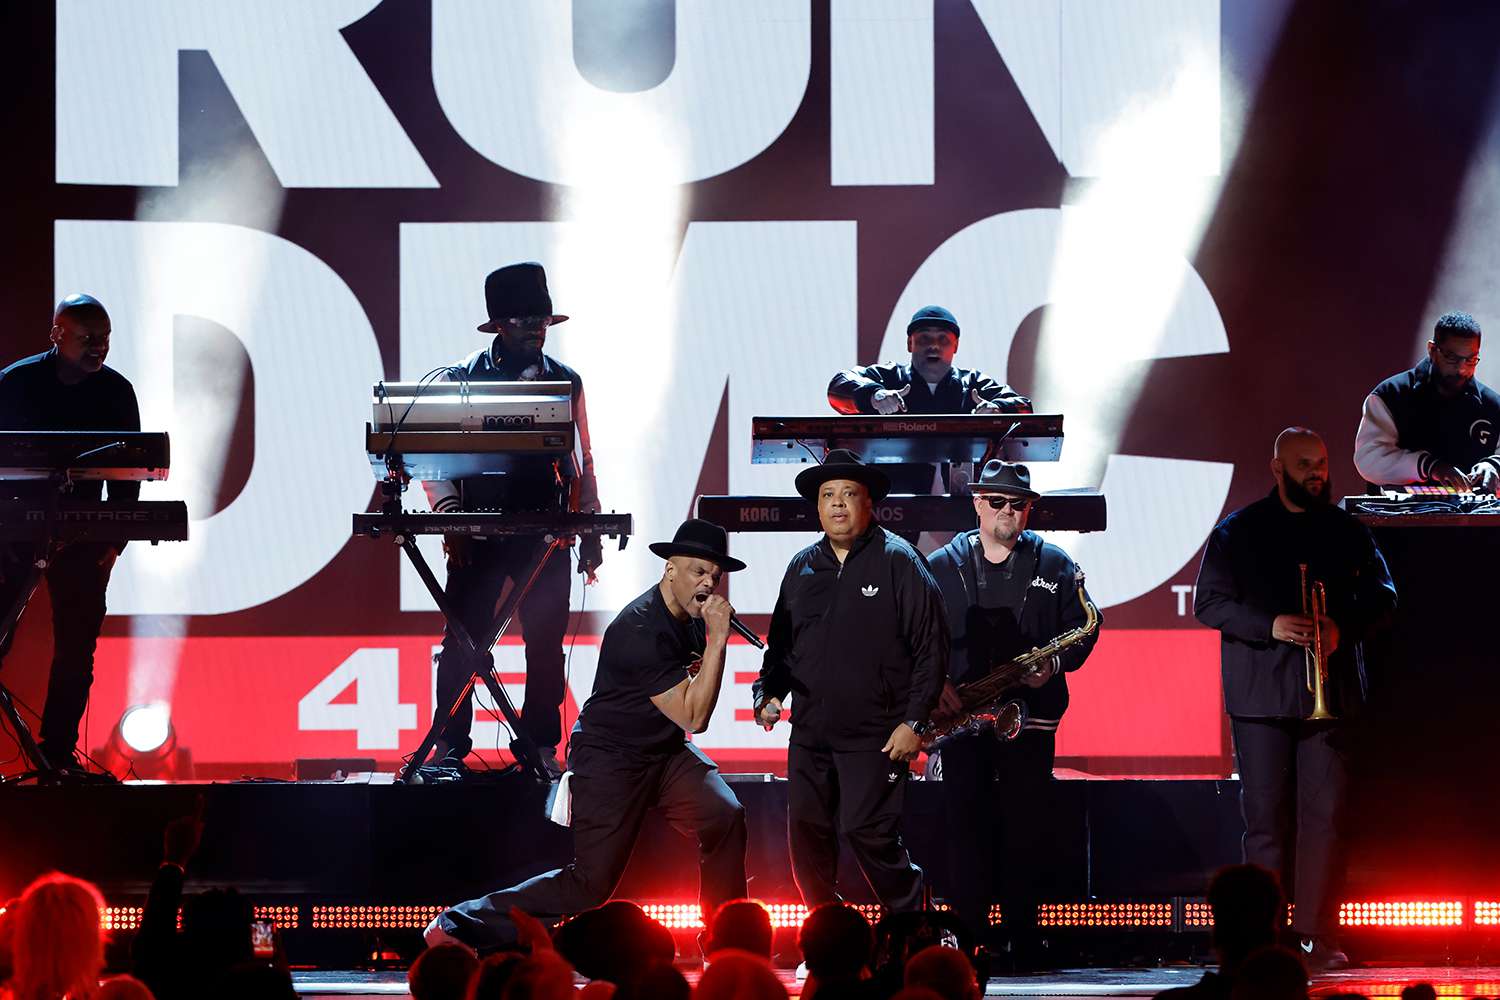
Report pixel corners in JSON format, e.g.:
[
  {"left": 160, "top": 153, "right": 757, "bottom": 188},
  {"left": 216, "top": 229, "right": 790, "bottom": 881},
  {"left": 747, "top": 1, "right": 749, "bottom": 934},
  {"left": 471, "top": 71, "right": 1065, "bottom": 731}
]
[
  {"left": 424, "top": 914, "right": 474, "bottom": 954},
  {"left": 795, "top": 962, "right": 809, "bottom": 981}
]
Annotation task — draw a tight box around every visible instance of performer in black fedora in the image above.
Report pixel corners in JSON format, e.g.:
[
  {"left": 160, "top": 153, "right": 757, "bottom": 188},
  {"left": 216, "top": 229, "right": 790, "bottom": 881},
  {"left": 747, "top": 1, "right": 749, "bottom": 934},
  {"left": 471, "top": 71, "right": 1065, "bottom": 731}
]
[
  {"left": 753, "top": 450, "right": 947, "bottom": 913},
  {"left": 828, "top": 305, "right": 1031, "bottom": 497},
  {"left": 1195, "top": 428, "right": 1396, "bottom": 970},
  {"left": 0, "top": 294, "right": 139, "bottom": 774},
  {"left": 421, "top": 262, "right": 600, "bottom": 779},
  {"left": 926, "top": 460, "right": 1101, "bottom": 969},
  {"left": 426, "top": 518, "right": 749, "bottom": 951}
]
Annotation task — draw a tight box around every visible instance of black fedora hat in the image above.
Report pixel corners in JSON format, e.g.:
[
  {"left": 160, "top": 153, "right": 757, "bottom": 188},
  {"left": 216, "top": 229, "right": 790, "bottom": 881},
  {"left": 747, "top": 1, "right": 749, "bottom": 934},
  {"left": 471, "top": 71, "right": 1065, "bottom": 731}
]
[
  {"left": 971, "top": 459, "right": 1040, "bottom": 499},
  {"left": 649, "top": 518, "right": 746, "bottom": 572},
  {"left": 794, "top": 448, "right": 891, "bottom": 502},
  {"left": 477, "top": 261, "right": 570, "bottom": 333}
]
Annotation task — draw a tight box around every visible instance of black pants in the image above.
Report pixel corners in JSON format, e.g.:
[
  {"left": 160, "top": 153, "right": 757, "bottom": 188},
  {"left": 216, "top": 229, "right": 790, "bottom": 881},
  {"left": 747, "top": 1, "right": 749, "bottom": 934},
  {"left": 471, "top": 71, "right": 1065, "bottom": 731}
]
[
  {"left": 437, "top": 740, "right": 747, "bottom": 949},
  {"left": 1232, "top": 717, "right": 1348, "bottom": 937},
  {"left": 435, "top": 537, "right": 571, "bottom": 756},
  {"left": 937, "top": 728, "right": 1055, "bottom": 943},
  {"left": 0, "top": 543, "right": 114, "bottom": 764},
  {"left": 788, "top": 740, "right": 925, "bottom": 912}
]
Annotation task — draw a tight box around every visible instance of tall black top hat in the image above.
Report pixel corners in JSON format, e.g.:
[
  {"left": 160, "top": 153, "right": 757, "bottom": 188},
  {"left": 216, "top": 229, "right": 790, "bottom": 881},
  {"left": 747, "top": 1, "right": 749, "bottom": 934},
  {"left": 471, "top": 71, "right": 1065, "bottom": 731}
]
[
  {"left": 648, "top": 518, "right": 746, "bottom": 572},
  {"left": 794, "top": 448, "right": 891, "bottom": 502},
  {"left": 478, "top": 261, "right": 570, "bottom": 333}
]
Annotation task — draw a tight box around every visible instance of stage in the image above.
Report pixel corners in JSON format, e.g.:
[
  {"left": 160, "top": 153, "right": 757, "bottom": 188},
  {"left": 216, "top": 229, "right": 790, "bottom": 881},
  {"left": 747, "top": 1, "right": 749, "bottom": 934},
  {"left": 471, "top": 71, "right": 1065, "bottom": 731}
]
[
  {"left": 289, "top": 965, "right": 1500, "bottom": 997},
  {"left": 6, "top": 770, "right": 1500, "bottom": 978}
]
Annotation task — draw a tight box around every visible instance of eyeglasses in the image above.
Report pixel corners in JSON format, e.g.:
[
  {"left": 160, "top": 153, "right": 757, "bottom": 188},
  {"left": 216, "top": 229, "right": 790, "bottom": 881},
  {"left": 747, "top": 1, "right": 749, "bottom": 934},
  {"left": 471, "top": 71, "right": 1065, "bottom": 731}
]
[
  {"left": 981, "top": 495, "right": 1033, "bottom": 512},
  {"left": 503, "top": 316, "right": 552, "bottom": 333},
  {"left": 1435, "top": 346, "right": 1481, "bottom": 367}
]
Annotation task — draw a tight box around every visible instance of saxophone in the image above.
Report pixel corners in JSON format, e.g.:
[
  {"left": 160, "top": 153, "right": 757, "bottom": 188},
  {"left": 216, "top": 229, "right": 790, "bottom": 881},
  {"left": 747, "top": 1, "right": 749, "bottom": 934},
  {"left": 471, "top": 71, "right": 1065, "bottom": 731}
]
[{"left": 922, "top": 582, "right": 1100, "bottom": 752}]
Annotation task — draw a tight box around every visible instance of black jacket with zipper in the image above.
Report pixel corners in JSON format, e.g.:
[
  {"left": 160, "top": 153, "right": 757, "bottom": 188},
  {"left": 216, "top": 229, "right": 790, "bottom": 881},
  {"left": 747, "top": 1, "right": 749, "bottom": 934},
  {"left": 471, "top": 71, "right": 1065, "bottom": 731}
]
[
  {"left": 753, "top": 524, "right": 948, "bottom": 750},
  {"left": 926, "top": 529, "right": 1100, "bottom": 730}
]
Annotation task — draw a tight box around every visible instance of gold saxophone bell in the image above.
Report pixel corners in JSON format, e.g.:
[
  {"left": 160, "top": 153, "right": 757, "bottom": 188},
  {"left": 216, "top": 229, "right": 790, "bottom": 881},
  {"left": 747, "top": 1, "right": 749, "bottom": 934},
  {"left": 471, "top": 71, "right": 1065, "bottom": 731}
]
[{"left": 1299, "top": 563, "right": 1335, "bottom": 721}]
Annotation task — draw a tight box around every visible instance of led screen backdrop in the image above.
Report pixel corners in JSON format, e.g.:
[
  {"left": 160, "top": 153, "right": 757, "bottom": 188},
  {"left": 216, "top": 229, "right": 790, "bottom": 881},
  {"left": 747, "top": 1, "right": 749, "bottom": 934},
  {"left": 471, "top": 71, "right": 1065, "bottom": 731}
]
[{"left": 4, "top": 1, "right": 1499, "bottom": 776}]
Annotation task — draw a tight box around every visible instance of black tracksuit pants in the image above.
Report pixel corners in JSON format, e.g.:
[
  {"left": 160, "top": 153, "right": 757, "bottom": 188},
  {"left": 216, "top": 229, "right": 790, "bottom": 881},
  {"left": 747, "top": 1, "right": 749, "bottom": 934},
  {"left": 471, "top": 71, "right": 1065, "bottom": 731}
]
[
  {"left": 435, "top": 536, "right": 571, "bottom": 756},
  {"left": 0, "top": 542, "right": 113, "bottom": 765},
  {"left": 1232, "top": 717, "right": 1348, "bottom": 937},
  {"left": 788, "top": 739, "right": 925, "bottom": 912},
  {"left": 437, "top": 740, "right": 747, "bottom": 949},
  {"left": 937, "top": 728, "right": 1055, "bottom": 943}
]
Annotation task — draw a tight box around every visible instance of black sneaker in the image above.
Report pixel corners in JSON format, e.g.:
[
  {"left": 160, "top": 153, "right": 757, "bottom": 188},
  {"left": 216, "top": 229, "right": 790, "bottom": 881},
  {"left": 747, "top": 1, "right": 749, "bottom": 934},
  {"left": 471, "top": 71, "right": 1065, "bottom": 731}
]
[{"left": 1298, "top": 936, "right": 1350, "bottom": 971}]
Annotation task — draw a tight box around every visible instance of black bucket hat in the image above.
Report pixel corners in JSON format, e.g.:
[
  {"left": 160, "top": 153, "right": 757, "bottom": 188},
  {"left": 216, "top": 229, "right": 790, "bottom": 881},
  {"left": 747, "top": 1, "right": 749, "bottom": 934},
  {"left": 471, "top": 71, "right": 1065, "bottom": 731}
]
[
  {"left": 478, "top": 261, "right": 570, "bottom": 333},
  {"left": 794, "top": 448, "right": 891, "bottom": 502},
  {"left": 648, "top": 518, "right": 746, "bottom": 572}
]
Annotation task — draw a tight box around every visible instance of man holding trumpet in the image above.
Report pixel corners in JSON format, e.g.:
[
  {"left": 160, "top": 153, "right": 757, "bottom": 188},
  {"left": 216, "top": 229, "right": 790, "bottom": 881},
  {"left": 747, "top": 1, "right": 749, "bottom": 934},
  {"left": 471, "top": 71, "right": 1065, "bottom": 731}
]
[{"left": 1194, "top": 428, "right": 1397, "bottom": 970}]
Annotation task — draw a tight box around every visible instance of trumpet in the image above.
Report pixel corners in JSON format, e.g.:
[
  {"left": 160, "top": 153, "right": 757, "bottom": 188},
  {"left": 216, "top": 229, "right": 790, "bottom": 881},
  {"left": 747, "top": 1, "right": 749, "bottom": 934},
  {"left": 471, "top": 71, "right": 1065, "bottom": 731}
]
[{"left": 1298, "top": 563, "right": 1335, "bottom": 721}]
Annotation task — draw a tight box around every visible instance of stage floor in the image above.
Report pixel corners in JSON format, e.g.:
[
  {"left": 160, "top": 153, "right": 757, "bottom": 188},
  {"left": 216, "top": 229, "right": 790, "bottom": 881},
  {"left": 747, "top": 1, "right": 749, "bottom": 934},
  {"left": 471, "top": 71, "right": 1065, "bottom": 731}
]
[{"left": 289, "top": 965, "right": 1500, "bottom": 997}]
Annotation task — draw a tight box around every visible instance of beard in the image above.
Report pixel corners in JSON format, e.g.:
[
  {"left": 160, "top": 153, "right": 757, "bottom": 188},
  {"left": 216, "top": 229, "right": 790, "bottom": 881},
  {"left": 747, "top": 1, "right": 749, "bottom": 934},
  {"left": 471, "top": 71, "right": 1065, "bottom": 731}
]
[{"left": 1284, "top": 472, "right": 1333, "bottom": 509}]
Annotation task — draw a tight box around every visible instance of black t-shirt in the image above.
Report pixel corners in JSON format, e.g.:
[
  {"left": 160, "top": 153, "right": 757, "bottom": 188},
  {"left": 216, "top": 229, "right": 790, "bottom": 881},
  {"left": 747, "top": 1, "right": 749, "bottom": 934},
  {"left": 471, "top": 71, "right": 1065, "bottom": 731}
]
[
  {"left": 0, "top": 349, "right": 141, "bottom": 503},
  {"left": 574, "top": 584, "right": 703, "bottom": 754}
]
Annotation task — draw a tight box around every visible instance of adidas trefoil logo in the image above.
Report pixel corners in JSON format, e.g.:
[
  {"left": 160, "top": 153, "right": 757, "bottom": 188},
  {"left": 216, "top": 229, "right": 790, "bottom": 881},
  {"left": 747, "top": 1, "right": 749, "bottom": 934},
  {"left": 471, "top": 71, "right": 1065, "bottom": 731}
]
[{"left": 861, "top": 585, "right": 879, "bottom": 598}]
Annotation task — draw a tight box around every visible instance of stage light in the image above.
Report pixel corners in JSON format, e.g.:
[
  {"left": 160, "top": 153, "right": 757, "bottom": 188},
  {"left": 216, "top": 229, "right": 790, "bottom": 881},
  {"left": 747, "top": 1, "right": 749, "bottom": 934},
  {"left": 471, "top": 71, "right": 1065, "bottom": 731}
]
[
  {"left": 98, "top": 703, "right": 191, "bottom": 780},
  {"left": 1338, "top": 901, "right": 1463, "bottom": 928},
  {"left": 119, "top": 703, "right": 171, "bottom": 753},
  {"left": 1473, "top": 901, "right": 1500, "bottom": 926},
  {"left": 1037, "top": 902, "right": 1173, "bottom": 929}
]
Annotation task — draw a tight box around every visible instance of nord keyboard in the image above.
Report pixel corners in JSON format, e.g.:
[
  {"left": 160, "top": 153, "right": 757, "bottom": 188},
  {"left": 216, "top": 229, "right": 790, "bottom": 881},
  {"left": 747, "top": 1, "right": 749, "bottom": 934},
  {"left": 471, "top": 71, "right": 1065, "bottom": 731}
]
[
  {"left": 697, "top": 489, "right": 1106, "bottom": 534},
  {"left": 353, "top": 510, "right": 632, "bottom": 540},
  {"left": 751, "top": 414, "right": 1064, "bottom": 465},
  {"left": 0, "top": 500, "right": 188, "bottom": 544},
  {"left": 369, "top": 380, "right": 576, "bottom": 481},
  {"left": 0, "top": 431, "right": 170, "bottom": 481}
]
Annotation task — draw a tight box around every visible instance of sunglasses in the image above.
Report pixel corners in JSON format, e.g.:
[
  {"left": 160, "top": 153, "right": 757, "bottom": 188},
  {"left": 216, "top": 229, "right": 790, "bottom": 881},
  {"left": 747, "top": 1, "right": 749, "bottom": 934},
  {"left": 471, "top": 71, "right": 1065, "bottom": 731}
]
[
  {"left": 503, "top": 316, "right": 552, "bottom": 333},
  {"left": 980, "top": 495, "right": 1033, "bottom": 512}
]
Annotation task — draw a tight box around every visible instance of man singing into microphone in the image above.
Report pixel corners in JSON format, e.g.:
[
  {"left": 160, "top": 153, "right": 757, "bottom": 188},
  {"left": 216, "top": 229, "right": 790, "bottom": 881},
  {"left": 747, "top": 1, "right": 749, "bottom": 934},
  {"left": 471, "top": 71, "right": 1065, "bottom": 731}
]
[{"left": 426, "top": 519, "right": 748, "bottom": 952}]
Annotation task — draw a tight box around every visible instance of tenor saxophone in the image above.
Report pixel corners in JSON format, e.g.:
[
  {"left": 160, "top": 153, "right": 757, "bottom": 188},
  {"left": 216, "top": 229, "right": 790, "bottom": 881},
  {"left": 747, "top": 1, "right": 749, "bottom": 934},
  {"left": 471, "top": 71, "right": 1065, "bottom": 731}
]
[{"left": 922, "top": 583, "right": 1100, "bottom": 752}]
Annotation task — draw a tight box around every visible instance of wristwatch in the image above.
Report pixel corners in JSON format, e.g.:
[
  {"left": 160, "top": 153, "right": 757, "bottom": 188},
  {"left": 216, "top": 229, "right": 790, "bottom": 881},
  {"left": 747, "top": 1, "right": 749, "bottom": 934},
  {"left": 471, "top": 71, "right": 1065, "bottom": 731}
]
[{"left": 904, "top": 719, "right": 928, "bottom": 737}]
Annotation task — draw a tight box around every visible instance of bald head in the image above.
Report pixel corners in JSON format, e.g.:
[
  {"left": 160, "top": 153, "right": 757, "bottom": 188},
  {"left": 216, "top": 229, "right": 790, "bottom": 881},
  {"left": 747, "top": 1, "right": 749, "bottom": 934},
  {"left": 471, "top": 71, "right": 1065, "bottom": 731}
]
[
  {"left": 1271, "top": 427, "right": 1330, "bottom": 511},
  {"left": 53, "top": 293, "right": 108, "bottom": 328},
  {"left": 49, "top": 293, "right": 112, "bottom": 380}
]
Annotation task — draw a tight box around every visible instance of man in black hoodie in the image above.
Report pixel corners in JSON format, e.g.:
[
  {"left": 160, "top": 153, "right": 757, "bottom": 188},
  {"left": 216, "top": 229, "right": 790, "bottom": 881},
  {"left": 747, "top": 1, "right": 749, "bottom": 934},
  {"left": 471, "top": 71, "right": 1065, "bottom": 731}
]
[
  {"left": 1194, "top": 428, "right": 1396, "bottom": 971},
  {"left": 925, "top": 460, "right": 1101, "bottom": 966},
  {"left": 753, "top": 450, "right": 947, "bottom": 913}
]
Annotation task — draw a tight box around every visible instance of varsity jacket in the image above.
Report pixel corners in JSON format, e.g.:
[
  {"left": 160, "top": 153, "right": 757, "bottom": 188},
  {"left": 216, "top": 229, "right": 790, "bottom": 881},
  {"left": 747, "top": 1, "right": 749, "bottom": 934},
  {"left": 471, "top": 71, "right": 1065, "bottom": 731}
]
[
  {"left": 1354, "top": 357, "right": 1500, "bottom": 485},
  {"left": 421, "top": 346, "right": 599, "bottom": 514},
  {"left": 926, "top": 529, "right": 1100, "bottom": 732},
  {"left": 753, "top": 524, "right": 948, "bottom": 750}
]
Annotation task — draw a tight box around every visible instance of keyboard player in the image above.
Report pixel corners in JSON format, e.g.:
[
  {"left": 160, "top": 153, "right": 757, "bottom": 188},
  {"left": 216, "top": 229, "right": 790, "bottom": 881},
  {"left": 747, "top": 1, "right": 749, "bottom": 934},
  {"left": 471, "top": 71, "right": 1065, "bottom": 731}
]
[
  {"left": 0, "top": 293, "right": 140, "bottom": 773},
  {"left": 1354, "top": 310, "right": 1500, "bottom": 492},
  {"left": 421, "top": 262, "right": 600, "bottom": 780},
  {"left": 827, "top": 305, "right": 1031, "bottom": 504}
]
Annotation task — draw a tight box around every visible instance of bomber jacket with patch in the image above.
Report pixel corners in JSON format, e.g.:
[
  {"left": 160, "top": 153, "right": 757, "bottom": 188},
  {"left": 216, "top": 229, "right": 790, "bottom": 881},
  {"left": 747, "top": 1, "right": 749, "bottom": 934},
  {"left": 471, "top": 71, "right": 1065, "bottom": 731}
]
[
  {"left": 926, "top": 529, "right": 1100, "bottom": 732},
  {"left": 753, "top": 524, "right": 948, "bottom": 750}
]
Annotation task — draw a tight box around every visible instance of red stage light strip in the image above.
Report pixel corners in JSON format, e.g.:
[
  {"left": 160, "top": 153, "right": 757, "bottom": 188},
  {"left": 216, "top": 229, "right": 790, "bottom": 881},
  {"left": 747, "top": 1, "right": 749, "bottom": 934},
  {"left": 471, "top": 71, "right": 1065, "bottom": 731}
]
[
  {"left": 1338, "top": 901, "right": 1463, "bottom": 928},
  {"left": 1037, "top": 902, "right": 1173, "bottom": 929},
  {"left": 310, "top": 905, "right": 446, "bottom": 930},
  {"left": 102, "top": 905, "right": 299, "bottom": 931},
  {"left": 1473, "top": 901, "right": 1500, "bottom": 926}
]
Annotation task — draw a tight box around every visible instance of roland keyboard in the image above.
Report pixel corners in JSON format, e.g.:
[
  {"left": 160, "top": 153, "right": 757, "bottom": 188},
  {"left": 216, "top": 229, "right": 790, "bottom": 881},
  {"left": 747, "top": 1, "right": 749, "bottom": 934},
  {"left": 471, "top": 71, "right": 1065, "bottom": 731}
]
[
  {"left": 697, "top": 490, "right": 1107, "bottom": 534},
  {"left": 0, "top": 500, "right": 189, "bottom": 544},
  {"left": 751, "top": 413, "right": 1064, "bottom": 465},
  {"left": 353, "top": 510, "right": 632, "bottom": 540}
]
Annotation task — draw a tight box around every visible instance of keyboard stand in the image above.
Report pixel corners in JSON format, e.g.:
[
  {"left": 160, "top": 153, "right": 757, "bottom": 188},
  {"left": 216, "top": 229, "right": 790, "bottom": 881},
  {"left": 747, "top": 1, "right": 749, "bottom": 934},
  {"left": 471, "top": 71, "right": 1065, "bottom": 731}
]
[{"left": 383, "top": 485, "right": 560, "bottom": 787}]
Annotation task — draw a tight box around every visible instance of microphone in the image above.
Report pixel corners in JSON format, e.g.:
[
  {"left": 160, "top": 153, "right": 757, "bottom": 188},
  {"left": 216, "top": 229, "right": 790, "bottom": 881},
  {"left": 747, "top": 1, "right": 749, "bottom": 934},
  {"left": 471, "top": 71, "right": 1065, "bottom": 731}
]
[{"left": 729, "top": 613, "right": 765, "bottom": 649}]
